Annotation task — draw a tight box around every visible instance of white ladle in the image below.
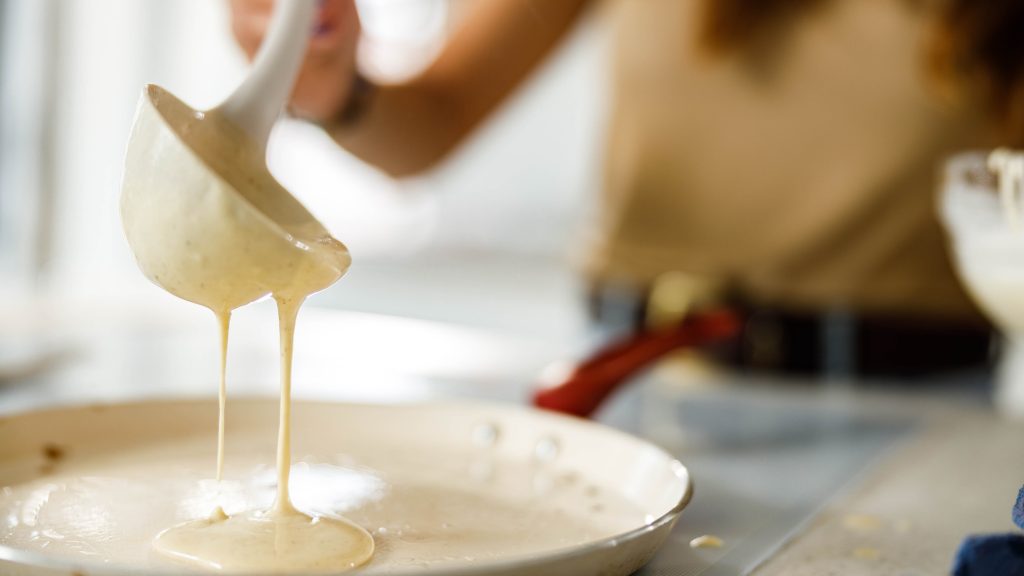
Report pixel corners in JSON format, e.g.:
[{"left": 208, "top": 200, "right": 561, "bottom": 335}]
[{"left": 121, "top": 0, "right": 350, "bottom": 312}]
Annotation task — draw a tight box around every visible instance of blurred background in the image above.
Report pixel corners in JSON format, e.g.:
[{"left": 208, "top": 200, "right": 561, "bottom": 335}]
[
  {"left": 0, "top": 0, "right": 604, "bottom": 339},
  {"left": 2, "top": 0, "right": 1017, "bottom": 408}
]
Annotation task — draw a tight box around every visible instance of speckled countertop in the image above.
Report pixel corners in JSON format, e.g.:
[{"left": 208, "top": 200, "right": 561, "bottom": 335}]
[{"left": 752, "top": 405, "right": 1023, "bottom": 576}]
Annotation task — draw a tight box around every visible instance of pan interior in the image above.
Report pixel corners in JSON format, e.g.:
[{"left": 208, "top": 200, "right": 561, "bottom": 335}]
[{"left": 0, "top": 400, "right": 688, "bottom": 574}]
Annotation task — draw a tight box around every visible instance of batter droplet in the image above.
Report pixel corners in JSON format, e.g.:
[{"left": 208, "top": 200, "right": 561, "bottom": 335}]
[{"left": 689, "top": 534, "right": 724, "bottom": 549}]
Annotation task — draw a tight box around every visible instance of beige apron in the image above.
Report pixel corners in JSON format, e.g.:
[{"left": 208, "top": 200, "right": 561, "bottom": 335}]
[{"left": 587, "top": 0, "right": 991, "bottom": 320}]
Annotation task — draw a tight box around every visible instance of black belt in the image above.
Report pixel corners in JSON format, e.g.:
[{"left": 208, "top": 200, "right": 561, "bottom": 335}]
[
  {"left": 588, "top": 285, "right": 994, "bottom": 379},
  {"left": 714, "top": 305, "right": 993, "bottom": 378}
]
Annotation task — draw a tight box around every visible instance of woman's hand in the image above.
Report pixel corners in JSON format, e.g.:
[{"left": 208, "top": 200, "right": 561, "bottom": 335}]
[{"left": 228, "top": 0, "right": 361, "bottom": 122}]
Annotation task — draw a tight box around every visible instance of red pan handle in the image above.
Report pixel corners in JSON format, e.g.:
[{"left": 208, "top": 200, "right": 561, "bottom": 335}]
[{"left": 533, "top": 310, "right": 740, "bottom": 418}]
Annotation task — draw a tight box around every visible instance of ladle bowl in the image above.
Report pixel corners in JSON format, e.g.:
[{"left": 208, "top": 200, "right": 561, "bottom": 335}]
[{"left": 119, "top": 0, "right": 348, "bottom": 311}]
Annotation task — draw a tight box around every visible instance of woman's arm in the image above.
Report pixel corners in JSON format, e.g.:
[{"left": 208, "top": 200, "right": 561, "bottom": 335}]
[{"left": 231, "top": 0, "right": 591, "bottom": 177}]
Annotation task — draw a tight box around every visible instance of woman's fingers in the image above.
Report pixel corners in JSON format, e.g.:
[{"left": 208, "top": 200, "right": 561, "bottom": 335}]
[
  {"left": 228, "top": 0, "right": 274, "bottom": 59},
  {"left": 227, "top": 0, "right": 362, "bottom": 121},
  {"left": 230, "top": 0, "right": 356, "bottom": 59},
  {"left": 294, "top": 0, "right": 361, "bottom": 121}
]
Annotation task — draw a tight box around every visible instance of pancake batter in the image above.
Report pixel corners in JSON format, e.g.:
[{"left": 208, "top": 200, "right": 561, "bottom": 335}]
[{"left": 120, "top": 93, "right": 371, "bottom": 572}]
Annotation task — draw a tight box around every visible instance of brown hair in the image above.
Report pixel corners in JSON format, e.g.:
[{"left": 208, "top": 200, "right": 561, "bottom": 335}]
[
  {"left": 701, "top": 0, "right": 1024, "bottom": 141},
  {"left": 931, "top": 0, "right": 1024, "bottom": 142},
  {"left": 700, "top": 0, "right": 827, "bottom": 55}
]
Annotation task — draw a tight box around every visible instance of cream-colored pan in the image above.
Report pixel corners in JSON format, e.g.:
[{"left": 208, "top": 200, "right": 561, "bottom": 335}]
[{"left": 0, "top": 399, "right": 691, "bottom": 575}]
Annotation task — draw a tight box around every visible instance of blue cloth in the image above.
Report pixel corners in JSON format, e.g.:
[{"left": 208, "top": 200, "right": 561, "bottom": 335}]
[
  {"left": 1014, "top": 485, "right": 1024, "bottom": 530},
  {"left": 953, "top": 533, "right": 1024, "bottom": 576}
]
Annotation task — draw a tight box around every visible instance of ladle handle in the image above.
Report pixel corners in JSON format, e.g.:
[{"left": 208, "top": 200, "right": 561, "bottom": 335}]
[{"left": 216, "top": 0, "right": 317, "bottom": 149}]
